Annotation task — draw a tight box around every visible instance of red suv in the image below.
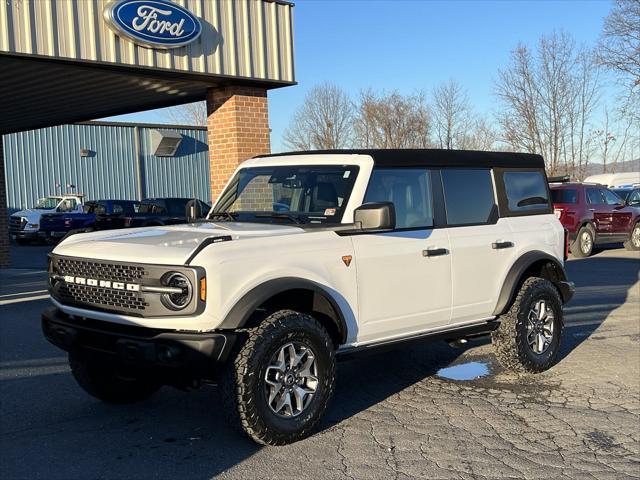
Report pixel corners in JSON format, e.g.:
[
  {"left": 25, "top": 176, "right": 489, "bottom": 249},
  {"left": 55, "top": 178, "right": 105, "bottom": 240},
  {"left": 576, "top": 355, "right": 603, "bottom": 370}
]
[{"left": 550, "top": 182, "right": 640, "bottom": 257}]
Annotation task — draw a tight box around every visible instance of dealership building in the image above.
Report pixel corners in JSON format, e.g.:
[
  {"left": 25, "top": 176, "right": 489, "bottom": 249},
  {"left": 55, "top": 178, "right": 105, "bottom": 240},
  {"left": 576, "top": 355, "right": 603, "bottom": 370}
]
[{"left": 0, "top": 0, "right": 296, "bottom": 267}]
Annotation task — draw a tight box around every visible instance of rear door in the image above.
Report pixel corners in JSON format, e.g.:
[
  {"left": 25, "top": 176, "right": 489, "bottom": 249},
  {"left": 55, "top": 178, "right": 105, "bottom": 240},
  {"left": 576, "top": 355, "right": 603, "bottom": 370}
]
[
  {"left": 443, "top": 168, "right": 516, "bottom": 324},
  {"left": 351, "top": 168, "right": 452, "bottom": 344}
]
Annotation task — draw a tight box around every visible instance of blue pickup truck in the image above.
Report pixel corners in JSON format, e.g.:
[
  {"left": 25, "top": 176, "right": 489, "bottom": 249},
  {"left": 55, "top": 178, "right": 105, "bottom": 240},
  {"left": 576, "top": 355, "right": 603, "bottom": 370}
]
[{"left": 39, "top": 200, "right": 139, "bottom": 242}]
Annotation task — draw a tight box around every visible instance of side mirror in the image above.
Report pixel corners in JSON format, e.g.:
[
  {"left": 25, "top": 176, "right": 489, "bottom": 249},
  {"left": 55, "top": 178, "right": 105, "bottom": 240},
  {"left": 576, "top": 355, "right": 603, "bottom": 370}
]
[
  {"left": 185, "top": 199, "right": 203, "bottom": 223},
  {"left": 354, "top": 202, "right": 396, "bottom": 231}
]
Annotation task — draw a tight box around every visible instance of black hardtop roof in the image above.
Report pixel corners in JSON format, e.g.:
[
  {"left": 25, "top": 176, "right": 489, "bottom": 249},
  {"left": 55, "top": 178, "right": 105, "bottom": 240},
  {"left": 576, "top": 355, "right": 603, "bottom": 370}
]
[{"left": 258, "top": 149, "right": 545, "bottom": 169}]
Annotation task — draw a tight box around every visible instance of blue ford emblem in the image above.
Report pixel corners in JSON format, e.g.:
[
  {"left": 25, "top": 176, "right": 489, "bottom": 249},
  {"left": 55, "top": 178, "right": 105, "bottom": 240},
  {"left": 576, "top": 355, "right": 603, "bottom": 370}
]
[{"left": 104, "top": 0, "right": 202, "bottom": 49}]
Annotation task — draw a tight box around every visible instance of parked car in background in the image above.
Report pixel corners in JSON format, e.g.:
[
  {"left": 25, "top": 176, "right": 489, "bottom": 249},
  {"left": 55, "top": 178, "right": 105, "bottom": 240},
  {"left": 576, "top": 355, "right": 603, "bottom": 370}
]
[
  {"left": 612, "top": 187, "right": 640, "bottom": 206},
  {"left": 9, "top": 194, "right": 84, "bottom": 244},
  {"left": 39, "top": 200, "right": 140, "bottom": 242},
  {"left": 124, "top": 197, "right": 210, "bottom": 227},
  {"left": 583, "top": 172, "right": 640, "bottom": 188},
  {"left": 550, "top": 182, "right": 640, "bottom": 257}
]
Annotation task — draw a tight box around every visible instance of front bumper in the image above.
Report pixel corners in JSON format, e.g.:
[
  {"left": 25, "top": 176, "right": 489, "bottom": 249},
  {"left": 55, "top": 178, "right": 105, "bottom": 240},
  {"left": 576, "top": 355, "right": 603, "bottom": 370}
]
[
  {"left": 10, "top": 230, "right": 38, "bottom": 240},
  {"left": 42, "top": 307, "right": 236, "bottom": 378},
  {"left": 558, "top": 280, "right": 575, "bottom": 303}
]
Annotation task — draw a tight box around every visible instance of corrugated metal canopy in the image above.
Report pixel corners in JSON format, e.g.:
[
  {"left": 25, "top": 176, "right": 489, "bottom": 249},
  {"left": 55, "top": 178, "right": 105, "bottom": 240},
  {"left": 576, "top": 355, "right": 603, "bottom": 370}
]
[{"left": 0, "top": 53, "right": 290, "bottom": 135}]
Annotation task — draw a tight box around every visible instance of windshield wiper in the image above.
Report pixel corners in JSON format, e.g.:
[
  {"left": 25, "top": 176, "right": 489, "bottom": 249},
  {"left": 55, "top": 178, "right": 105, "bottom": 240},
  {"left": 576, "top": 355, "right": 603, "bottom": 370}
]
[
  {"left": 254, "top": 213, "right": 305, "bottom": 224},
  {"left": 208, "top": 211, "right": 239, "bottom": 221}
]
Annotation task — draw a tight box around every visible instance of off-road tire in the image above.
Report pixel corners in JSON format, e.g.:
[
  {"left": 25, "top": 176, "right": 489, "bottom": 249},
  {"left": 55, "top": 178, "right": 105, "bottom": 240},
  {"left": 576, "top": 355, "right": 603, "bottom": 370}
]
[
  {"left": 69, "top": 351, "right": 161, "bottom": 404},
  {"left": 221, "top": 310, "right": 336, "bottom": 446},
  {"left": 570, "top": 224, "right": 594, "bottom": 258},
  {"left": 492, "top": 277, "right": 563, "bottom": 373},
  {"left": 623, "top": 222, "right": 640, "bottom": 251}
]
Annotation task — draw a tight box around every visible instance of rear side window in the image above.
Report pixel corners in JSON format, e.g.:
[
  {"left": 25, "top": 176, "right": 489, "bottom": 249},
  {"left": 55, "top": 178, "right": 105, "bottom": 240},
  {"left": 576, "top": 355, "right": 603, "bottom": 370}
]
[
  {"left": 441, "top": 169, "right": 496, "bottom": 226},
  {"left": 501, "top": 171, "right": 550, "bottom": 212},
  {"left": 364, "top": 168, "right": 434, "bottom": 229},
  {"left": 586, "top": 188, "right": 604, "bottom": 205},
  {"left": 551, "top": 189, "right": 578, "bottom": 204}
]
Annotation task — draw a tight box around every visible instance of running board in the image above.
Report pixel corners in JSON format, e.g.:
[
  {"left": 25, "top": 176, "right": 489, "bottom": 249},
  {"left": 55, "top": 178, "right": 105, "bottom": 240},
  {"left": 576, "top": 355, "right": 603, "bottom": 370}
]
[{"left": 336, "top": 321, "right": 499, "bottom": 360}]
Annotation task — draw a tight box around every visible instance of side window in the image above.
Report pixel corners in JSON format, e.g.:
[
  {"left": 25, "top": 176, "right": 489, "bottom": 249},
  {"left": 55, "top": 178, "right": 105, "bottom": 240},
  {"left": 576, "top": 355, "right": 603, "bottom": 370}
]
[
  {"left": 441, "top": 169, "right": 496, "bottom": 226},
  {"left": 112, "top": 204, "right": 124, "bottom": 215},
  {"left": 629, "top": 190, "right": 640, "bottom": 206},
  {"left": 364, "top": 168, "right": 433, "bottom": 229},
  {"left": 603, "top": 189, "right": 623, "bottom": 205},
  {"left": 586, "top": 188, "right": 604, "bottom": 205},
  {"left": 94, "top": 203, "right": 107, "bottom": 215},
  {"left": 501, "top": 171, "right": 550, "bottom": 212}
]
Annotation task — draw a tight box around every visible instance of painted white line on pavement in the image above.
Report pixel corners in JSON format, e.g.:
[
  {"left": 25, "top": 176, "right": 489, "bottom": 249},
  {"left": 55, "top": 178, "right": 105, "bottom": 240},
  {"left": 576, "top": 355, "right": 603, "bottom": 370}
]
[
  {"left": 0, "top": 294, "right": 50, "bottom": 306},
  {"left": 0, "top": 290, "right": 49, "bottom": 298}
]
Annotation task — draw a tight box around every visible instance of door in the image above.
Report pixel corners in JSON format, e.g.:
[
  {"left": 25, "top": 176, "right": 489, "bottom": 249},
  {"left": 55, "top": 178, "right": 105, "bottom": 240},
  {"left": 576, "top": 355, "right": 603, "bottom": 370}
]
[
  {"left": 586, "top": 188, "right": 613, "bottom": 236},
  {"left": 443, "top": 168, "right": 519, "bottom": 323},
  {"left": 351, "top": 168, "right": 452, "bottom": 344},
  {"left": 602, "top": 189, "right": 633, "bottom": 235}
]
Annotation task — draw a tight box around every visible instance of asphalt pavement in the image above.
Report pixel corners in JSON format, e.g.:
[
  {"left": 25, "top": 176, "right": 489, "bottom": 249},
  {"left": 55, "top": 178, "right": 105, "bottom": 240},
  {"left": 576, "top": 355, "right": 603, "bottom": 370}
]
[{"left": 1, "top": 245, "right": 638, "bottom": 479}]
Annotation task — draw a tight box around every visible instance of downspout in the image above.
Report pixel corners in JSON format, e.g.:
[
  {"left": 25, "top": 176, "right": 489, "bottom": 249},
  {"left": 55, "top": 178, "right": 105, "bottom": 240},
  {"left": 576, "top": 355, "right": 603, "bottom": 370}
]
[{"left": 133, "top": 126, "right": 144, "bottom": 201}]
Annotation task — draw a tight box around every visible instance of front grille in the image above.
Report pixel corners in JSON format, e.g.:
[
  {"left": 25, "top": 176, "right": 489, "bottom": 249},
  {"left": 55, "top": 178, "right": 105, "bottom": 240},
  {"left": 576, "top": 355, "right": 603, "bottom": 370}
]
[
  {"left": 57, "top": 258, "right": 146, "bottom": 283},
  {"left": 51, "top": 257, "right": 149, "bottom": 314},
  {"left": 9, "top": 216, "right": 26, "bottom": 233},
  {"left": 49, "top": 255, "right": 202, "bottom": 318},
  {"left": 58, "top": 283, "right": 147, "bottom": 311}
]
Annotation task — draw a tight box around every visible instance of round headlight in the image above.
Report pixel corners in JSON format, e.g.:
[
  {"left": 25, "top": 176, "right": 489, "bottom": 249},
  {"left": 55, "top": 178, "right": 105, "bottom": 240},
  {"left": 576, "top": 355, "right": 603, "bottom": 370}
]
[{"left": 161, "top": 272, "right": 193, "bottom": 310}]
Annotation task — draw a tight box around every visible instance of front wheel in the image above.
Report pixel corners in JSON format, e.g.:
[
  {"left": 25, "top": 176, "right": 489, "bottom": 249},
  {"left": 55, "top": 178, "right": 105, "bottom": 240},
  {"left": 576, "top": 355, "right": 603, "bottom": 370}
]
[
  {"left": 222, "top": 310, "right": 336, "bottom": 445},
  {"left": 624, "top": 222, "right": 640, "bottom": 251},
  {"left": 492, "top": 277, "right": 563, "bottom": 373}
]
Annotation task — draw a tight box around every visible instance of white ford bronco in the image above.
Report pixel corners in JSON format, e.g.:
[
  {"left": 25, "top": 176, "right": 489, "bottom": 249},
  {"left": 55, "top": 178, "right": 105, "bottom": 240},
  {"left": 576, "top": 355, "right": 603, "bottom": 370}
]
[{"left": 43, "top": 150, "right": 574, "bottom": 445}]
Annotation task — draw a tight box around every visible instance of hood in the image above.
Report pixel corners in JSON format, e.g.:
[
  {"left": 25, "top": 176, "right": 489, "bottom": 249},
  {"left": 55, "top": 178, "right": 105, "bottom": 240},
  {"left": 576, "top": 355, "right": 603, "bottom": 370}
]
[
  {"left": 12, "top": 208, "right": 52, "bottom": 222},
  {"left": 52, "top": 222, "right": 305, "bottom": 265}
]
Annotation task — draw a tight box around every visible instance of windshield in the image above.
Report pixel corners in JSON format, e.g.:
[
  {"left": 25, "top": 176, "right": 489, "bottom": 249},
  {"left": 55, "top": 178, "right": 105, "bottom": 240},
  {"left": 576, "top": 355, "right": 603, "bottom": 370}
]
[
  {"left": 34, "top": 197, "right": 62, "bottom": 209},
  {"left": 212, "top": 165, "right": 359, "bottom": 224}
]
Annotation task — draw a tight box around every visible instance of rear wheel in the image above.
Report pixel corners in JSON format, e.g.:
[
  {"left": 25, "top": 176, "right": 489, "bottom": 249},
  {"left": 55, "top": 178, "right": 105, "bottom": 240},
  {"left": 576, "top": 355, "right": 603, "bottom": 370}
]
[
  {"left": 624, "top": 222, "right": 640, "bottom": 251},
  {"left": 69, "top": 351, "right": 161, "bottom": 404},
  {"left": 221, "top": 310, "right": 336, "bottom": 445},
  {"left": 492, "top": 277, "right": 563, "bottom": 373},
  {"left": 571, "top": 225, "right": 594, "bottom": 258}
]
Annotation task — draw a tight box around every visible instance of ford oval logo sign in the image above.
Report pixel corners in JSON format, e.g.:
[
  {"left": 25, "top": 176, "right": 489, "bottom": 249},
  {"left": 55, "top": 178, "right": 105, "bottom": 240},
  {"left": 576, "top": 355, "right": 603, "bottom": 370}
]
[{"left": 104, "top": 0, "right": 202, "bottom": 49}]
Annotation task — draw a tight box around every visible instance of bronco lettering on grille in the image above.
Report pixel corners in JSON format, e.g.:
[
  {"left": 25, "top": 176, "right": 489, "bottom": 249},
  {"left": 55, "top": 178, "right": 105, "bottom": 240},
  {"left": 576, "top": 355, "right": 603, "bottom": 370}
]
[{"left": 63, "top": 276, "right": 140, "bottom": 292}]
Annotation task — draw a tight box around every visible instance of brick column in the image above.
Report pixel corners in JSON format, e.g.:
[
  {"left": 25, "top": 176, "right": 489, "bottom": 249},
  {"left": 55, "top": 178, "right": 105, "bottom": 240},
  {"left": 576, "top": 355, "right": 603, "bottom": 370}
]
[
  {"left": 0, "top": 137, "right": 10, "bottom": 268},
  {"left": 206, "top": 86, "right": 270, "bottom": 202}
]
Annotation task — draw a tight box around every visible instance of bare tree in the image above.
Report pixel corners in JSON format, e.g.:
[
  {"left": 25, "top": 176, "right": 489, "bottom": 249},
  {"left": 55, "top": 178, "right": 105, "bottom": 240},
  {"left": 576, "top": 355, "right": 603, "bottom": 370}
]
[
  {"left": 459, "top": 117, "right": 499, "bottom": 151},
  {"left": 495, "top": 32, "right": 601, "bottom": 175},
  {"left": 431, "top": 80, "right": 472, "bottom": 149},
  {"left": 164, "top": 101, "right": 207, "bottom": 126},
  {"left": 283, "top": 83, "right": 353, "bottom": 150},
  {"left": 597, "top": 1, "right": 640, "bottom": 98},
  {"left": 353, "top": 90, "right": 431, "bottom": 149}
]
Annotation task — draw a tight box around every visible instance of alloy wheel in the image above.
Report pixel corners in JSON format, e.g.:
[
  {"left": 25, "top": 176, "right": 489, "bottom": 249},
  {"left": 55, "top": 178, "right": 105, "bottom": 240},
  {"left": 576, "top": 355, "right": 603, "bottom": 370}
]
[
  {"left": 527, "top": 299, "right": 555, "bottom": 355},
  {"left": 264, "top": 342, "right": 318, "bottom": 417},
  {"left": 632, "top": 225, "right": 640, "bottom": 248},
  {"left": 581, "top": 231, "right": 593, "bottom": 254}
]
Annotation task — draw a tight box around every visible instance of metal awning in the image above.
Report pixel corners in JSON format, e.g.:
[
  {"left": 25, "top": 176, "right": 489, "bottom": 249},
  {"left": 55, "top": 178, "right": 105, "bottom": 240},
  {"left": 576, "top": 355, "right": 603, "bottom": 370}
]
[{"left": 0, "top": 54, "right": 288, "bottom": 135}]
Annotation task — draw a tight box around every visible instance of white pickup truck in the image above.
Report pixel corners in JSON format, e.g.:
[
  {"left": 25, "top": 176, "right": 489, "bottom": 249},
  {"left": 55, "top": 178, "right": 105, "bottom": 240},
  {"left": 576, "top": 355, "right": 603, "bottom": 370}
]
[{"left": 9, "top": 194, "right": 83, "bottom": 244}]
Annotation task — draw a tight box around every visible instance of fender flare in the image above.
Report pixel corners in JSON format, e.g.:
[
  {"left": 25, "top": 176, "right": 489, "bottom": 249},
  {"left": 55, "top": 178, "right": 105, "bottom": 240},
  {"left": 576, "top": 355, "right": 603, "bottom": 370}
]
[
  {"left": 219, "top": 277, "right": 349, "bottom": 344},
  {"left": 493, "top": 251, "right": 569, "bottom": 316}
]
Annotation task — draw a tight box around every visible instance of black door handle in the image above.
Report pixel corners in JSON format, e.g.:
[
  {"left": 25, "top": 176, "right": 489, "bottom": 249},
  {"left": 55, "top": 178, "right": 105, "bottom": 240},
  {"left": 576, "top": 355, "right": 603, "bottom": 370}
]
[
  {"left": 492, "top": 241, "right": 514, "bottom": 249},
  {"left": 423, "top": 248, "right": 449, "bottom": 257}
]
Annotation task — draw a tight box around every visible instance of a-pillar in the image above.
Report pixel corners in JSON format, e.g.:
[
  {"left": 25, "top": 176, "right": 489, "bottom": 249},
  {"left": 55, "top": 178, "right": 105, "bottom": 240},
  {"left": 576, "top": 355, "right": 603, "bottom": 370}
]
[
  {"left": 206, "top": 86, "right": 270, "bottom": 202},
  {"left": 0, "top": 137, "right": 10, "bottom": 268}
]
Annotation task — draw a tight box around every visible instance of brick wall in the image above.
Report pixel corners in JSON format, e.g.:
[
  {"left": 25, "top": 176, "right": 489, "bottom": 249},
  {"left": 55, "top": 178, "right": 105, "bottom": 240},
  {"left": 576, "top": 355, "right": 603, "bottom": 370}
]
[
  {"left": 206, "top": 86, "right": 270, "bottom": 203},
  {"left": 0, "top": 138, "right": 10, "bottom": 267}
]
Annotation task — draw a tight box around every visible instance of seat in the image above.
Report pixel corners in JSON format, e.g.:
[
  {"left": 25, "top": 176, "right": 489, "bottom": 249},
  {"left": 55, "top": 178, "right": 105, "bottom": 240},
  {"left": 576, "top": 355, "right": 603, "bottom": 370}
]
[{"left": 310, "top": 182, "right": 338, "bottom": 211}]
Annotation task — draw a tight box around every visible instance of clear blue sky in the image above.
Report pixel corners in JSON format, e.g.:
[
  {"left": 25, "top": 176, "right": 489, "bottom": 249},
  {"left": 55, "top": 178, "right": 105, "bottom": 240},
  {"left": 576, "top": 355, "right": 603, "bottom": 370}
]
[{"left": 105, "top": 0, "right": 615, "bottom": 152}]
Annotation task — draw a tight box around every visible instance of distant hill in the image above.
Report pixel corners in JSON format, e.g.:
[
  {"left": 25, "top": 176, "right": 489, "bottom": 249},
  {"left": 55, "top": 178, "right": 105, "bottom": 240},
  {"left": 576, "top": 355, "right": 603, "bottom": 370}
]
[{"left": 581, "top": 159, "right": 640, "bottom": 178}]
